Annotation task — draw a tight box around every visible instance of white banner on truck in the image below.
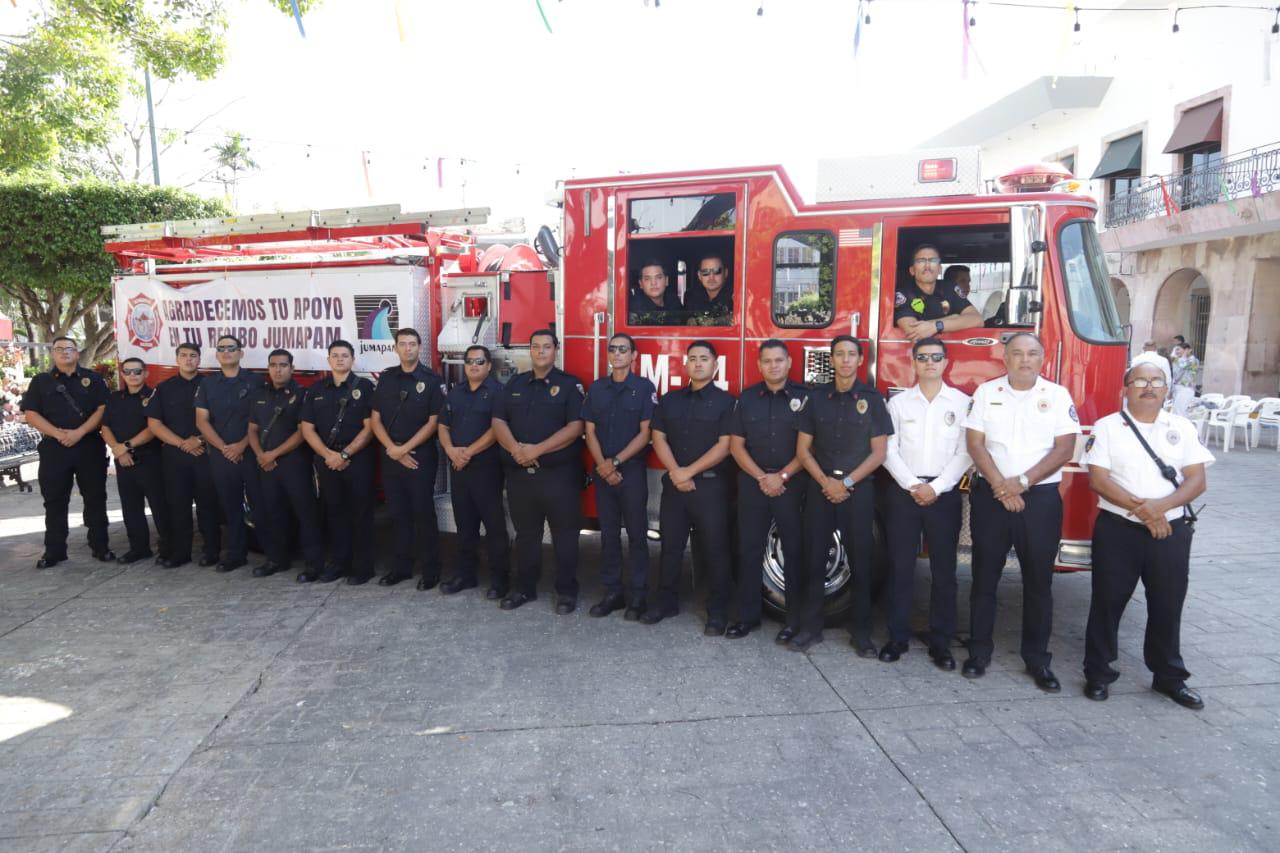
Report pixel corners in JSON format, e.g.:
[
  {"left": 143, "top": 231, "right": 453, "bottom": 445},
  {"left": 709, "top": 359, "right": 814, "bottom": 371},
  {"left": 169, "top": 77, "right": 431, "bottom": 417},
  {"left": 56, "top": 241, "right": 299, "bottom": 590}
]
[{"left": 113, "top": 266, "right": 423, "bottom": 372}]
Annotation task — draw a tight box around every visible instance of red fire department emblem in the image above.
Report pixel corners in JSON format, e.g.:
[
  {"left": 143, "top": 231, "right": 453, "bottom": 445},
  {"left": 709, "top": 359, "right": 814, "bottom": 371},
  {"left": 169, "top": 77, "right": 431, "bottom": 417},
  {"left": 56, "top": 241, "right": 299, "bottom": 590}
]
[{"left": 125, "top": 293, "right": 163, "bottom": 352}]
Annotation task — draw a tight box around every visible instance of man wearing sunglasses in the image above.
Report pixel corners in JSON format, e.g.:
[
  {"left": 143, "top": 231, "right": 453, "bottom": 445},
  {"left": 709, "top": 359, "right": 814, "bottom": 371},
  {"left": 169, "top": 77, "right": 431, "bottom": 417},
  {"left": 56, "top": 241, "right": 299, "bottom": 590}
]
[
  {"left": 683, "top": 254, "right": 733, "bottom": 325},
  {"left": 100, "top": 357, "right": 169, "bottom": 565},
  {"left": 19, "top": 336, "right": 112, "bottom": 568},
  {"left": 880, "top": 338, "right": 972, "bottom": 669},
  {"left": 1081, "top": 361, "right": 1213, "bottom": 710},
  {"left": 894, "top": 244, "right": 983, "bottom": 343},
  {"left": 582, "top": 333, "right": 656, "bottom": 620},
  {"left": 148, "top": 342, "right": 221, "bottom": 568},
  {"left": 438, "top": 344, "right": 510, "bottom": 599},
  {"left": 195, "top": 334, "right": 266, "bottom": 572}
]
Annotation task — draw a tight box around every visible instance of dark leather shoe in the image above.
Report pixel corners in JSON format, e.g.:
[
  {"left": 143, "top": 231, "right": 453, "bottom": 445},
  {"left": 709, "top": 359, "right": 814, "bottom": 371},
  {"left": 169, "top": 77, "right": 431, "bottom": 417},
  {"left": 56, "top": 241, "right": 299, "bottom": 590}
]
[
  {"left": 216, "top": 558, "right": 247, "bottom": 573},
  {"left": 378, "top": 572, "right": 410, "bottom": 587},
  {"left": 624, "top": 602, "right": 646, "bottom": 621},
  {"left": 316, "top": 568, "right": 346, "bottom": 583},
  {"left": 704, "top": 620, "right": 727, "bottom": 637},
  {"left": 440, "top": 576, "right": 478, "bottom": 595},
  {"left": 1084, "top": 681, "right": 1109, "bottom": 701},
  {"left": 1154, "top": 682, "right": 1204, "bottom": 710},
  {"left": 929, "top": 650, "right": 957, "bottom": 672},
  {"left": 556, "top": 597, "right": 577, "bottom": 615},
  {"left": 725, "top": 622, "right": 759, "bottom": 639},
  {"left": 296, "top": 571, "right": 319, "bottom": 583},
  {"left": 640, "top": 607, "right": 675, "bottom": 625},
  {"left": 416, "top": 576, "right": 439, "bottom": 591},
  {"left": 962, "top": 659, "right": 986, "bottom": 679},
  {"left": 589, "top": 593, "right": 626, "bottom": 618},
  {"left": 1027, "top": 666, "right": 1061, "bottom": 693},
  {"left": 851, "top": 639, "right": 879, "bottom": 659},
  {"left": 35, "top": 554, "right": 65, "bottom": 570},
  {"left": 788, "top": 630, "right": 824, "bottom": 652},
  {"left": 775, "top": 626, "right": 797, "bottom": 645},
  {"left": 252, "top": 562, "right": 281, "bottom": 578},
  {"left": 158, "top": 557, "right": 189, "bottom": 569},
  {"left": 879, "top": 641, "right": 908, "bottom": 663},
  {"left": 116, "top": 550, "right": 152, "bottom": 565},
  {"left": 500, "top": 592, "right": 535, "bottom": 610},
  {"left": 92, "top": 549, "right": 117, "bottom": 563},
  {"left": 198, "top": 555, "right": 219, "bottom": 567},
  {"left": 347, "top": 571, "right": 374, "bottom": 586}
]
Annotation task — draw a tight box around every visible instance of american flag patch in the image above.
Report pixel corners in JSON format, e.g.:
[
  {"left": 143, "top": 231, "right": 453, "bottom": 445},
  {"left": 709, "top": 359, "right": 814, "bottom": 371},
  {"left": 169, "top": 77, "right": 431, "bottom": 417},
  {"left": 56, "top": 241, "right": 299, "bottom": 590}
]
[{"left": 838, "top": 228, "right": 873, "bottom": 247}]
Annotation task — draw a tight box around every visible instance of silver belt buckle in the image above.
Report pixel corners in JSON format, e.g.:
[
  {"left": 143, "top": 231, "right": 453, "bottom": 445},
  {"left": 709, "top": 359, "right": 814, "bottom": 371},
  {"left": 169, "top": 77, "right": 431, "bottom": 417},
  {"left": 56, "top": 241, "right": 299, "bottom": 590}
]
[{"left": 526, "top": 466, "right": 537, "bottom": 475}]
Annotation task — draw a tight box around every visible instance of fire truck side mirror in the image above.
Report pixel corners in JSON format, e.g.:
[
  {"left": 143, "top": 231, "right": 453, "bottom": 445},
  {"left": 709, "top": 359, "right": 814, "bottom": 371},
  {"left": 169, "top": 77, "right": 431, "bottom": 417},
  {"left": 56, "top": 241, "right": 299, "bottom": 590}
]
[{"left": 1031, "top": 240, "right": 1047, "bottom": 253}]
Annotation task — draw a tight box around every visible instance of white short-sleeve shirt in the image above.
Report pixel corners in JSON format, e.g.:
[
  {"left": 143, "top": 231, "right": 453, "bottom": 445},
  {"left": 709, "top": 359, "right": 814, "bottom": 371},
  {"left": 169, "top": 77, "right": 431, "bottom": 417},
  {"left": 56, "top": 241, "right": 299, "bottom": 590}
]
[
  {"left": 1083, "top": 409, "right": 1214, "bottom": 521},
  {"left": 884, "top": 384, "right": 972, "bottom": 495},
  {"left": 964, "top": 375, "right": 1080, "bottom": 484}
]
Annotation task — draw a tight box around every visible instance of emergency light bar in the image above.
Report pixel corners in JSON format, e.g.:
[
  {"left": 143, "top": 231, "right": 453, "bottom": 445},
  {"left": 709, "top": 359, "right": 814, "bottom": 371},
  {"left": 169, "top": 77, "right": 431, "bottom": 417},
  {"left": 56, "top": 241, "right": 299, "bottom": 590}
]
[{"left": 100, "top": 204, "right": 490, "bottom": 241}]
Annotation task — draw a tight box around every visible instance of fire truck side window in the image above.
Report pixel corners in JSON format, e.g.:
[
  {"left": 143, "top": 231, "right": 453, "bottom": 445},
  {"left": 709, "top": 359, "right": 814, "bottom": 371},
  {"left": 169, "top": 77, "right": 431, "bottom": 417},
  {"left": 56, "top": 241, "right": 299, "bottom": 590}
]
[
  {"left": 772, "top": 231, "right": 835, "bottom": 328},
  {"left": 628, "top": 194, "right": 736, "bottom": 234},
  {"left": 626, "top": 235, "right": 736, "bottom": 327}
]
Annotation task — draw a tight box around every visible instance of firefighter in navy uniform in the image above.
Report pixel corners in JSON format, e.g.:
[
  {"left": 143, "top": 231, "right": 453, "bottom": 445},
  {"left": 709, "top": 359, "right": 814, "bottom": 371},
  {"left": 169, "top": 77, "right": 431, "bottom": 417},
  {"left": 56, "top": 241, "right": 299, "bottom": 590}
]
[
  {"left": 491, "top": 329, "right": 586, "bottom": 614},
  {"left": 19, "top": 336, "right": 113, "bottom": 568},
  {"left": 299, "top": 340, "right": 377, "bottom": 585},
  {"left": 880, "top": 338, "right": 972, "bottom": 668},
  {"left": 147, "top": 342, "right": 221, "bottom": 568},
  {"left": 795, "top": 335, "right": 891, "bottom": 655},
  {"left": 100, "top": 357, "right": 169, "bottom": 565},
  {"left": 370, "top": 328, "right": 447, "bottom": 589},
  {"left": 246, "top": 348, "right": 323, "bottom": 579},
  {"left": 893, "top": 244, "right": 983, "bottom": 342},
  {"left": 643, "top": 340, "right": 736, "bottom": 635},
  {"left": 728, "top": 340, "right": 809, "bottom": 642},
  {"left": 1082, "top": 358, "right": 1213, "bottom": 710},
  {"left": 582, "top": 333, "right": 656, "bottom": 620},
  {"left": 438, "top": 344, "right": 511, "bottom": 599},
  {"left": 963, "top": 332, "right": 1079, "bottom": 691},
  {"left": 195, "top": 334, "right": 266, "bottom": 572}
]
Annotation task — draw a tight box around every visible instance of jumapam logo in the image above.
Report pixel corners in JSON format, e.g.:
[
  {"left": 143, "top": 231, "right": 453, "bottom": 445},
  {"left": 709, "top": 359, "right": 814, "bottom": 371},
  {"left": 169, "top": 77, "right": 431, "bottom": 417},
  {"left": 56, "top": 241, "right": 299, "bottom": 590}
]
[
  {"left": 125, "top": 293, "right": 163, "bottom": 351},
  {"left": 355, "top": 295, "right": 399, "bottom": 355}
]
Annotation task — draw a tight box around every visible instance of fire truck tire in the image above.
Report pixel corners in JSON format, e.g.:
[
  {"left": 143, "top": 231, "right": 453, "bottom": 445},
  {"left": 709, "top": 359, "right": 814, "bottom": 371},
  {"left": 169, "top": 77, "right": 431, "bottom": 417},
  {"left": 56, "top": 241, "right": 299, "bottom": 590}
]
[{"left": 759, "top": 516, "right": 889, "bottom": 627}]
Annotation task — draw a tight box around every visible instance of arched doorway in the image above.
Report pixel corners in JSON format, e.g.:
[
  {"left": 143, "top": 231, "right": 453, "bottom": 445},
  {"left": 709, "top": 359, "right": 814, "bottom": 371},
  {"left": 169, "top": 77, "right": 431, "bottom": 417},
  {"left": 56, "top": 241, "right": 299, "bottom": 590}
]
[
  {"left": 1152, "top": 268, "right": 1209, "bottom": 357},
  {"left": 1109, "top": 277, "right": 1131, "bottom": 326}
]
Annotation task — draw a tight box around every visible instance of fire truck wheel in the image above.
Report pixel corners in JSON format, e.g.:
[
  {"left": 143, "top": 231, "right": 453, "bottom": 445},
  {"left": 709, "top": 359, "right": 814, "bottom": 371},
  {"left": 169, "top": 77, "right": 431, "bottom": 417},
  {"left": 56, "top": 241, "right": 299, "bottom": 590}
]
[{"left": 759, "top": 516, "right": 890, "bottom": 627}]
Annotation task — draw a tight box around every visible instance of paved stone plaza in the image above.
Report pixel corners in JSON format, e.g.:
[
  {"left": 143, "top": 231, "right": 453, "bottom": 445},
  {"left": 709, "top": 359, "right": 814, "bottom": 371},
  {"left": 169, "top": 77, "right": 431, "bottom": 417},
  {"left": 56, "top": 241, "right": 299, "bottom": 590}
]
[{"left": 1, "top": 449, "right": 1277, "bottom": 852}]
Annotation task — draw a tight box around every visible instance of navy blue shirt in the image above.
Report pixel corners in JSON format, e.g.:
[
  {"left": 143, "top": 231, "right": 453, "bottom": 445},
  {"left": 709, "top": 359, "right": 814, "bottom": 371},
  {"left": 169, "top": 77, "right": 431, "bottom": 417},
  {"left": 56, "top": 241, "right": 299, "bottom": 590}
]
[
  {"left": 731, "top": 380, "right": 809, "bottom": 472},
  {"left": 300, "top": 374, "right": 375, "bottom": 451},
  {"left": 798, "top": 380, "right": 893, "bottom": 474},
  {"left": 492, "top": 367, "right": 585, "bottom": 468},
  {"left": 371, "top": 363, "right": 446, "bottom": 445},
  {"left": 21, "top": 367, "right": 109, "bottom": 431},
  {"left": 103, "top": 386, "right": 159, "bottom": 459},
  {"left": 893, "top": 279, "right": 974, "bottom": 323},
  {"left": 440, "top": 376, "right": 503, "bottom": 464},
  {"left": 581, "top": 373, "right": 657, "bottom": 462},
  {"left": 249, "top": 380, "right": 307, "bottom": 454},
  {"left": 650, "top": 383, "right": 735, "bottom": 474},
  {"left": 193, "top": 369, "right": 264, "bottom": 443},
  {"left": 149, "top": 373, "right": 204, "bottom": 439}
]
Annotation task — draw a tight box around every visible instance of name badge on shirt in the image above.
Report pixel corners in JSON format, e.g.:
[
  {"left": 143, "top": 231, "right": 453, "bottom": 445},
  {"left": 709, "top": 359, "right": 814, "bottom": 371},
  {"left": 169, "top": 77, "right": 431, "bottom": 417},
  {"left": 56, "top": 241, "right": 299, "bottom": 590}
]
[
  {"left": 1167, "top": 429, "right": 1180, "bottom": 445},
  {"left": 351, "top": 389, "right": 361, "bottom": 399},
  {"left": 550, "top": 385, "right": 560, "bottom": 397},
  {"left": 944, "top": 411, "right": 955, "bottom": 426},
  {"left": 415, "top": 381, "right": 425, "bottom": 394},
  {"left": 856, "top": 398, "right": 868, "bottom": 414},
  {"left": 81, "top": 377, "right": 91, "bottom": 387},
  {"left": 790, "top": 398, "right": 802, "bottom": 412},
  {"left": 1036, "top": 398, "right": 1050, "bottom": 413}
]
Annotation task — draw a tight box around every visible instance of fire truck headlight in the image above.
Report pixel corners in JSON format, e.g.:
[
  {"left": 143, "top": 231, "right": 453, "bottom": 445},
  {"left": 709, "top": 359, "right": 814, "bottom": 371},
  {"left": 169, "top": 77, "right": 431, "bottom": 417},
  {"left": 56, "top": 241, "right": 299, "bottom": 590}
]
[{"left": 1057, "top": 541, "right": 1092, "bottom": 568}]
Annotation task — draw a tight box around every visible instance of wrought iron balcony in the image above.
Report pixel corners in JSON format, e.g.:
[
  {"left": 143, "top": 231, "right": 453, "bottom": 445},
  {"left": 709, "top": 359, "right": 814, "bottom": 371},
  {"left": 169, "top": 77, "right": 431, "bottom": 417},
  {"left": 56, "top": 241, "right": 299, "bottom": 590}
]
[{"left": 1104, "top": 142, "right": 1280, "bottom": 229}]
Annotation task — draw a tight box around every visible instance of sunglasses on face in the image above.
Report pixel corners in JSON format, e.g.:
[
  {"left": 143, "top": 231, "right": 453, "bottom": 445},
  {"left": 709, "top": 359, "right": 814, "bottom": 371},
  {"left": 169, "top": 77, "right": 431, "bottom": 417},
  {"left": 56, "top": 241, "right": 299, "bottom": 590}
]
[
  {"left": 914, "top": 353, "right": 946, "bottom": 363},
  {"left": 464, "top": 358, "right": 488, "bottom": 366},
  {"left": 216, "top": 345, "right": 239, "bottom": 353},
  {"left": 121, "top": 367, "right": 145, "bottom": 376},
  {"left": 607, "top": 345, "right": 632, "bottom": 354},
  {"left": 698, "top": 267, "right": 724, "bottom": 277}
]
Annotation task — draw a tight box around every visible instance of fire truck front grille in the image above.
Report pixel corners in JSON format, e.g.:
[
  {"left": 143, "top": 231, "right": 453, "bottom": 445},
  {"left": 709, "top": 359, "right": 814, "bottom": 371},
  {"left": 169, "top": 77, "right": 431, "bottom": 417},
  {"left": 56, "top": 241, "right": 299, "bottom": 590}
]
[{"left": 804, "top": 347, "right": 832, "bottom": 385}]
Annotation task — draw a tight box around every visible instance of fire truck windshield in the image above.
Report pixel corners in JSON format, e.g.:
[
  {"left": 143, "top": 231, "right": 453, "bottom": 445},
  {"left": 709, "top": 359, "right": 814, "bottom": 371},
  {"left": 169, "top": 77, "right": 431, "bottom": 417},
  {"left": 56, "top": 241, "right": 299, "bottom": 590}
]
[{"left": 1058, "top": 219, "right": 1126, "bottom": 344}]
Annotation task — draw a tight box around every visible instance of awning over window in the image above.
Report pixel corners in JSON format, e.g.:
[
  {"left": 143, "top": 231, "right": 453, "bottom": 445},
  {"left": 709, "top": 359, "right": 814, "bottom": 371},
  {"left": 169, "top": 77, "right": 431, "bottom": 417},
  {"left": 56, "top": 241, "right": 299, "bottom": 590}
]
[
  {"left": 1092, "top": 133, "right": 1142, "bottom": 179},
  {"left": 1163, "top": 99, "right": 1223, "bottom": 154}
]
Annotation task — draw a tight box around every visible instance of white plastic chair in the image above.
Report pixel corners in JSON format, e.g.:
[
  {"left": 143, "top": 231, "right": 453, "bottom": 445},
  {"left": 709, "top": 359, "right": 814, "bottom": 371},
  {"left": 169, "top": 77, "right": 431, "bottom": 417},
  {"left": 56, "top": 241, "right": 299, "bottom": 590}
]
[
  {"left": 1204, "top": 399, "right": 1254, "bottom": 451},
  {"left": 1199, "top": 392, "right": 1226, "bottom": 409},
  {"left": 1250, "top": 397, "right": 1280, "bottom": 450}
]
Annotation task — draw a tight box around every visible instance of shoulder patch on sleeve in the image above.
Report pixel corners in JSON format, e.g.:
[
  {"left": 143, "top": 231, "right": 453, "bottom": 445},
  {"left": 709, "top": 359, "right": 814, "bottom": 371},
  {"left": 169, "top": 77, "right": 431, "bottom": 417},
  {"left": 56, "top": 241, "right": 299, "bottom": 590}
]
[
  {"left": 1069, "top": 404, "right": 1079, "bottom": 423},
  {"left": 967, "top": 399, "right": 974, "bottom": 415},
  {"left": 576, "top": 383, "right": 585, "bottom": 396},
  {"left": 894, "top": 291, "right": 906, "bottom": 307},
  {"left": 1085, "top": 435, "right": 1095, "bottom": 453},
  {"left": 651, "top": 391, "right": 659, "bottom": 405}
]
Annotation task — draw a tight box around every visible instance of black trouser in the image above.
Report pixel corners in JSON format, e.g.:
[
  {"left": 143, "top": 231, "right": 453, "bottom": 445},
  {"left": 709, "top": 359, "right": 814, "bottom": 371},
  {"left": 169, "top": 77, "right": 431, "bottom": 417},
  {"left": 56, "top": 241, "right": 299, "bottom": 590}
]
[
  {"left": 114, "top": 453, "right": 168, "bottom": 558},
  {"left": 449, "top": 457, "right": 510, "bottom": 592},
  {"left": 259, "top": 450, "right": 323, "bottom": 572},
  {"left": 735, "top": 470, "right": 805, "bottom": 628},
  {"left": 381, "top": 445, "right": 441, "bottom": 581},
  {"left": 162, "top": 446, "right": 221, "bottom": 562},
  {"left": 505, "top": 463, "right": 582, "bottom": 599},
  {"left": 593, "top": 460, "right": 649, "bottom": 602},
  {"left": 208, "top": 450, "right": 264, "bottom": 563},
  {"left": 1085, "top": 512, "right": 1193, "bottom": 689},
  {"left": 37, "top": 437, "right": 108, "bottom": 559},
  {"left": 314, "top": 450, "right": 375, "bottom": 575},
  {"left": 803, "top": 477, "right": 873, "bottom": 640},
  {"left": 968, "top": 478, "right": 1061, "bottom": 669},
  {"left": 885, "top": 483, "right": 961, "bottom": 651},
  {"left": 656, "top": 474, "right": 731, "bottom": 620}
]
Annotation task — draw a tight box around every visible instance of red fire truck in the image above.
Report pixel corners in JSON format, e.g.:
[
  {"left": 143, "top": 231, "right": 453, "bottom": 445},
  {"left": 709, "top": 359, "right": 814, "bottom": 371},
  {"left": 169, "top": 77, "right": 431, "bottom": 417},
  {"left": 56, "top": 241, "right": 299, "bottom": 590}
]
[{"left": 106, "top": 152, "right": 1128, "bottom": 621}]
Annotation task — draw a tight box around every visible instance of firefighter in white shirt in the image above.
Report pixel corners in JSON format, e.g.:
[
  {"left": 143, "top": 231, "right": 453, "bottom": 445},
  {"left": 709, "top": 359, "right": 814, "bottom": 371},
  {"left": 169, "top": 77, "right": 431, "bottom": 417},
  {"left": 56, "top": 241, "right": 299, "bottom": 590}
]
[
  {"left": 880, "top": 338, "right": 972, "bottom": 670},
  {"left": 963, "top": 333, "right": 1079, "bottom": 691},
  {"left": 1082, "top": 360, "right": 1212, "bottom": 710}
]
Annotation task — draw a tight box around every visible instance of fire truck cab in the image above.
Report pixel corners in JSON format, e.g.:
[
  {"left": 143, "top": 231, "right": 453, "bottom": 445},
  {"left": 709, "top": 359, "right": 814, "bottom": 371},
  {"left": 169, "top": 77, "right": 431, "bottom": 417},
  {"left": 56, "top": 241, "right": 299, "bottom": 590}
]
[{"left": 554, "top": 152, "right": 1128, "bottom": 620}]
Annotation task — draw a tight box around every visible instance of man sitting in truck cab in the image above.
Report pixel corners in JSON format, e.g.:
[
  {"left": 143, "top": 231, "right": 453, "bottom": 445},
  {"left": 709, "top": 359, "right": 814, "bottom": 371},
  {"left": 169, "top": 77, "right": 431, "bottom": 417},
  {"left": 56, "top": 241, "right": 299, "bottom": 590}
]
[
  {"left": 682, "top": 254, "right": 733, "bottom": 326},
  {"left": 894, "top": 244, "right": 983, "bottom": 342},
  {"left": 629, "top": 259, "right": 686, "bottom": 325}
]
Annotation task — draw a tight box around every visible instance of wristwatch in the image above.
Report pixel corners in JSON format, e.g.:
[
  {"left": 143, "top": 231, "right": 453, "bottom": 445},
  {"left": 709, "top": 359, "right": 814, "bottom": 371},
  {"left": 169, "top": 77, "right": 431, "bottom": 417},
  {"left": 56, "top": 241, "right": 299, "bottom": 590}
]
[
  {"left": 340, "top": 451, "right": 350, "bottom": 461},
  {"left": 935, "top": 319, "right": 945, "bottom": 333},
  {"left": 611, "top": 456, "right": 621, "bottom": 469},
  {"left": 1017, "top": 473, "right": 1030, "bottom": 490},
  {"left": 842, "top": 475, "right": 855, "bottom": 490},
  {"left": 124, "top": 440, "right": 134, "bottom": 451},
  {"left": 780, "top": 471, "right": 790, "bottom": 481}
]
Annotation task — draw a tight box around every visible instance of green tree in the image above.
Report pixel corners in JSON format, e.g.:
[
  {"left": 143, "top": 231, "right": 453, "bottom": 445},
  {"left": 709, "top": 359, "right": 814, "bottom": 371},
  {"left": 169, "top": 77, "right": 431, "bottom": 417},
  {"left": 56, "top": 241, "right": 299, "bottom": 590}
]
[
  {"left": 204, "top": 132, "right": 259, "bottom": 208},
  {"left": 0, "top": 177, "right": 228, "bottom": 363}
]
